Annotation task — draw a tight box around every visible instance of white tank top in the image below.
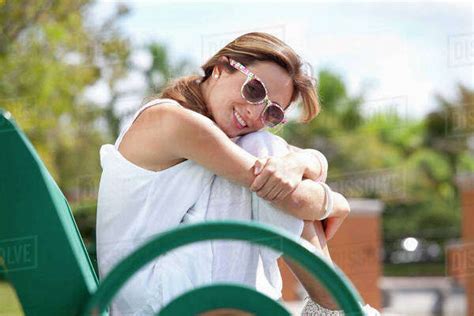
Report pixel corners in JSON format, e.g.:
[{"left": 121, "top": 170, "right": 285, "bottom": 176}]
[
  {"left": 96, "top": 98, "right": 217, "bottom": 315},
  {"left": 96, "top": 97, "right": 305, "bottom": 315}
]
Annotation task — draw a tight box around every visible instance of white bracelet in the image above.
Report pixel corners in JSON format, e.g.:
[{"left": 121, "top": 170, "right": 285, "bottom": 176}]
[{"left": 318, "top": 182, "right": 333, "bottom": 220}]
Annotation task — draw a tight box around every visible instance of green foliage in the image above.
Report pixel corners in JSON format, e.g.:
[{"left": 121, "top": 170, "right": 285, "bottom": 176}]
[
  {"left": 318, "top": 70, "right": 348, "bottom": 110},
  {"left": 0, "top": 0, "right": 130, "bottom": 192},
  {"left": 143, "top": 42, "right": 197, "bottom": 95},
  {"left": 0, "top": 281, "right": 23, "bottom": 315},
  {"left": 384, "top": 263, "right": 445, "bottom": 276}
]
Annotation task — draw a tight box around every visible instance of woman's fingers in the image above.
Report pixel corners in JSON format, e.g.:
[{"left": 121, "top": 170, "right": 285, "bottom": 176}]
[
  {"left": 250, "top": 159, "right": 270, "bottom": 190},
  {"left": 273, "top": 185, "right": 292, "bottom": 201},
  {"left": 251, "top": 155, "right": 301, "bottom": 201},
  {"left": 255, "top": 174, "right": 279, "bottom": 199},
  {"left": 251, "top": 159, "right": 277, "bottom": 194},
  {"left": 250, "top": 170, "right": 270, "bottom": 192},
  {"left": 252, "top": 171, "right": 294, "bottom": 201},
  {"left": 272, "top": 180, "right": 297, "bottom": 201},
  {"left": 267, "top": 183, "right": 285, "bottom": 200},
  {"left": 324, "top": 217, "right": 344, "bottom": 240},
  {"left": 253, "top": 158, "right": 267, "bottom": 176}
]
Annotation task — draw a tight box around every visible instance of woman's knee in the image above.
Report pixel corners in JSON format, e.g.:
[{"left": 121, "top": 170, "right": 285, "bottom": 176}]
[{"left": 236, "top": 130, "right": 288, "bottom": 158}]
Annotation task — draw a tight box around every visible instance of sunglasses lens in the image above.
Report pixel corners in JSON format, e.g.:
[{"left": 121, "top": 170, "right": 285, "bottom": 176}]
[
  {"left": 263, "top": 104, "right": 285, "bottom": 127},
  {"left": 242, "top": 78, "right": 266, "bottom": 103}
]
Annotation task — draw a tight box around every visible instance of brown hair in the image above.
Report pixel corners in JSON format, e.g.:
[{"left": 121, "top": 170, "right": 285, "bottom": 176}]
[{"left": 157, "top": 32, "right": 320, "bottom": 124}]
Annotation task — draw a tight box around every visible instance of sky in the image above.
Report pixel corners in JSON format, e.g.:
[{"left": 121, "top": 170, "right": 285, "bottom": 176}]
[{"left": 88, "top": 0, "right": 473, "bottom": 120}]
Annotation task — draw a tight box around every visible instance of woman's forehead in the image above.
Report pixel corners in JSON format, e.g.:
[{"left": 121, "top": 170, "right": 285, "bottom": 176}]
[{"left": 245, "top": 61, "right": 293, "bottom": 108}]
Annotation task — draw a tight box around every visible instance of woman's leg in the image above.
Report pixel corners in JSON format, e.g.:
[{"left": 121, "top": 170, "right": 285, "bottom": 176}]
[
  {"left": 283, "top": 220, "right": 341, "bottom": 310},
  {"left": 205, "top": 131, "right": 338, "bottom": 307}
]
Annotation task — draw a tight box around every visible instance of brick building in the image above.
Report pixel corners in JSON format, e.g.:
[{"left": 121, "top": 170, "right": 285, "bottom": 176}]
[{"left": 447, "top": 172, "right": 474, "bottom": 316}]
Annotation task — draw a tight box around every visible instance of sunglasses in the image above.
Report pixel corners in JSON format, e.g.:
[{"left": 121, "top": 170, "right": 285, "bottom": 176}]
[{"left": 228, "top": 58, "right": 288, "bottom": 128}]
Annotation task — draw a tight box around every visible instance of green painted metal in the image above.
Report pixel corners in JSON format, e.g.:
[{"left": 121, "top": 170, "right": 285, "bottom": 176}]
[
  {"left": 158, "top": 284, "right": 291, "bottom": 316},
  {"left": 83, "top": 221, "right": 365, "bottom": 316},
  {"left": 0, "top": 109, "right": 101, "bottom": 315}
]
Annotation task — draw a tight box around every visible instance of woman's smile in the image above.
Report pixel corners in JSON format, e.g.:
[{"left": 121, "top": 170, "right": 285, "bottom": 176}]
[{"left": 232, "top": 108, "right": 248, "bottom": 130}]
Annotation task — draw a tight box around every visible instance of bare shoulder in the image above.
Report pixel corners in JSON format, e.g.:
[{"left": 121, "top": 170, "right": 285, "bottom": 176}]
[
  {"left": 155, "top": 102, "right": 227, "bottom": 148},
  {"left": 142, "top": 101, "right": 217, "bottom": 132},
  {"left": 118, "top": 101, "right": 216, "bottom": 171}
]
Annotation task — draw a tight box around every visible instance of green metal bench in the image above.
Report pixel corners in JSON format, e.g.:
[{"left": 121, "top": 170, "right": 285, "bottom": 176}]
[{"left": 0, "top": 109, "right": 365, "bottom": 315}]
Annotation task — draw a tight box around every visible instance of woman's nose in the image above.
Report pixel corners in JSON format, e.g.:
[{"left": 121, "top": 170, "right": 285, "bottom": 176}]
[{"left": 245, "top": 103, "right": 265, "bottom": 125}]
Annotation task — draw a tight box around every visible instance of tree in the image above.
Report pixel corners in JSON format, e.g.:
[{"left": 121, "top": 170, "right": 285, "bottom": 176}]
[{"left": 0, "top": 0, "right": 131, "bottom": 195}]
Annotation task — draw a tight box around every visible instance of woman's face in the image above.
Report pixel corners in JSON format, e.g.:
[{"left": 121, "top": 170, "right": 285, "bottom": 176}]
[{"left": 201, "top": 57, "right": 294, "bottom": 139}]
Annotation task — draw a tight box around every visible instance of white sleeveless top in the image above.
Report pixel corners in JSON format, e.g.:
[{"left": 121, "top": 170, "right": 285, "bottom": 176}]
[
  {"left": 96, "top": 98, "right": 305, "bottom": 315},
  {"left": 96, "top": 98, "right": 218, "bottom": 315}
]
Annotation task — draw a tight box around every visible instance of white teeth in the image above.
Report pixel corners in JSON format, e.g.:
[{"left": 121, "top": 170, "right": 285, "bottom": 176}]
[{"left": 234, "top": 110, "right": 247, "bottom": 127}]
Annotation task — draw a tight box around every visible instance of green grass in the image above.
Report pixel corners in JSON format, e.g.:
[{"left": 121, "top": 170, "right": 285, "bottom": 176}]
[
  {"left": 0, "top": 281, "right": 23, "bottom": 315},
  {"left": 384, "top": 262, "right": 446, "bottom": 276}
]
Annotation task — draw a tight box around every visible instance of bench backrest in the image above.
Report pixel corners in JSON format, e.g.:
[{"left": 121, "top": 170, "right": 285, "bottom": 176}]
[{"left": 0, "top": 109, "right": 99, "bottom": 315}]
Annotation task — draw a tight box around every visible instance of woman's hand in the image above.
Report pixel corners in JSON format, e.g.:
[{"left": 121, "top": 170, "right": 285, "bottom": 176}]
[
  {"left": 322, "top": 191, "right": 351, "bottom": 240},
  {"left": 250, "top": 152, "right": 306, "bottom": 201},
  {"left": 287, "top": 145, "right": 327, "bottom": 182}
]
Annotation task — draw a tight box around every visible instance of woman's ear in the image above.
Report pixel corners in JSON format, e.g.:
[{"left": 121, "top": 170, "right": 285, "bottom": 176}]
[
  {"left": 212, "top": 65, "right": 220, "bottom": 78},
  {"left": 216, "top": 56, "right": 230, "bottom": 75},
  {"left": 218, "top": 55, "right": 229, "bottom": 64}
]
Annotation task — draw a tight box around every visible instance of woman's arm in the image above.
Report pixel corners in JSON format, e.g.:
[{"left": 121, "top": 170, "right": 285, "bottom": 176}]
[
  {"left": 283, "top": 220, "right": 340, "bottom": 310},
  {"left": 249, "top": 141, "right": 327, "bottom": 199},
  {"left": 140, "top": 103, "right": 330, "bottom": 220},
  {"left": 265, "top": 147, "right": 350, "bottom": 238},
  {"left": 156, "top": 103, "right": 259, "bottom": 186}
]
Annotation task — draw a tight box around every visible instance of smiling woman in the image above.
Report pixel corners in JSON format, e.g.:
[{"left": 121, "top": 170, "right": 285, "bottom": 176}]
[
  {"left": 95, "top": 31, "right": 365, "bottom": 315},
  {"left": 159, "top": 32, "right": 319, "bottom": 132}
]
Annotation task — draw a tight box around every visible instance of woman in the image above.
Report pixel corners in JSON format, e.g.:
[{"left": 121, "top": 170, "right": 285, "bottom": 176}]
[{"left": 96, "top": 32, "right": 372, "bottom": 315}]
